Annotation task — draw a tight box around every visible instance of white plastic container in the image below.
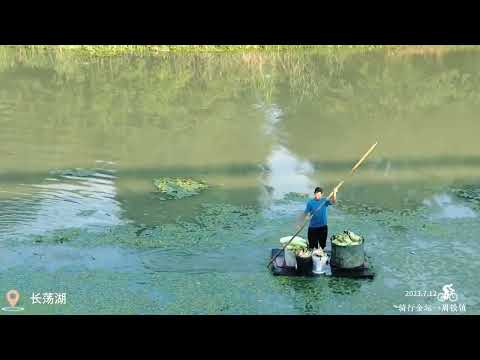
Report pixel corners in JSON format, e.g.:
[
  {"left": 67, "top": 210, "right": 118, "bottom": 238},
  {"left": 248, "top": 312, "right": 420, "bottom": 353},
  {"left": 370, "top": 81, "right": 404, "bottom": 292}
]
[
  {"left": 284, "top": 249, "right": 297, "bottom": 268},
  {"left": 312, "top": 254, "right": 328, "bottom": 274},
  {"left": 280, "top": 235, "right": 306, "bottom": 268}
]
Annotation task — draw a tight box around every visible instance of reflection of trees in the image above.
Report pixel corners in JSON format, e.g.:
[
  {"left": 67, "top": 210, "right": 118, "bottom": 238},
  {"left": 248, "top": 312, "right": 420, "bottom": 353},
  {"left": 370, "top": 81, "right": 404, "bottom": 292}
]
[
  {"left": 0, "top": 50, "right": 276, "bottom": 225},
  {"left": 4, "top": 47, "right": 480, "bottom": 128},
  {"left": 1, "top": 47, "right": 480, "bottom": 218},
  {"left": 274, "top": 52, "right": 480, "bottom": 213},
  {"left": 0, "top": 51, "right": 273, "bottom": 169},
  {"left": 280, "top": 52, "right": 480, "bottom": 161}
]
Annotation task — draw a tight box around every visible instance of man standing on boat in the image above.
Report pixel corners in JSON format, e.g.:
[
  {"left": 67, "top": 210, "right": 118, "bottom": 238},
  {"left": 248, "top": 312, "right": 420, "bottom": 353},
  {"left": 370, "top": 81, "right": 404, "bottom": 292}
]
[{"left": 297, "top": 186, "right": 337, "bottom": 250}]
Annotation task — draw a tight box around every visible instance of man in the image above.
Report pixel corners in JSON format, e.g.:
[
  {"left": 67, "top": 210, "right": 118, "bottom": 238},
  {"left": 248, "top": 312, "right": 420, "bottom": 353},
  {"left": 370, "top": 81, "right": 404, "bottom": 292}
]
[{"left": 297, "top": 186, "right": 337, "bottom": 250}]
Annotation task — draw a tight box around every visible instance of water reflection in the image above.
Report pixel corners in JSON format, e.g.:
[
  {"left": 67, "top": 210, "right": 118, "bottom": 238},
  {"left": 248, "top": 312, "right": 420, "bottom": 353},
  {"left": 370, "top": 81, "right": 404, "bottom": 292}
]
[
  {"left": 263, "top": 145, "right": 314, "bottom": 200},
  {"left": 0, "top": 166, "right": 123, "bottom": 238},
  {"left": 1, "top": 50, "right": 480, "bottom": 232},
  {"left": 423, "top": 193, "right": 477, "bottom": 219},
  {"left": 259, "top": 102, "right": 283, "bottom": 136},
  {"left": 257, "top": 102, "right": 314, "bottom": 204}
]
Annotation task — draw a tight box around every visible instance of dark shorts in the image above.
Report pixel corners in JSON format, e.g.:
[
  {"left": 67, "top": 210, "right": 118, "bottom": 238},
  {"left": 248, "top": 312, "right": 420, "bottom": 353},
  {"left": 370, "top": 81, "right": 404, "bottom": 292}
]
[{"left": 307, "top": 225, "right": 328, "bottom": 249}]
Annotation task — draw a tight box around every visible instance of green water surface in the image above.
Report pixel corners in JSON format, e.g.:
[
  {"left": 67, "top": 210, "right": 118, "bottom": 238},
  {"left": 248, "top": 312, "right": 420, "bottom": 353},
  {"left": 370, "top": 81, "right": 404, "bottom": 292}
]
[{"left": 0, "top": 47, "right": 479, "bottom": 314}]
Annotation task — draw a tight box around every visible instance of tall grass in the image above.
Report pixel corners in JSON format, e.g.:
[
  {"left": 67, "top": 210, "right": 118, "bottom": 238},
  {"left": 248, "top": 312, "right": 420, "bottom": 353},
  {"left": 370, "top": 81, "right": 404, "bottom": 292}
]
[{"left": 1, "top": 45, "right": 406, "bottom": 58}]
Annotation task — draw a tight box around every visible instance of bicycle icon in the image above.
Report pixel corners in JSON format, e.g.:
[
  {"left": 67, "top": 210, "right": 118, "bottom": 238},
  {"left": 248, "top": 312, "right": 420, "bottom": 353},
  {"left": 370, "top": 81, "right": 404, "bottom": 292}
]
[{"left": 437, "top": 284, "right": 458, "bottom": 302}]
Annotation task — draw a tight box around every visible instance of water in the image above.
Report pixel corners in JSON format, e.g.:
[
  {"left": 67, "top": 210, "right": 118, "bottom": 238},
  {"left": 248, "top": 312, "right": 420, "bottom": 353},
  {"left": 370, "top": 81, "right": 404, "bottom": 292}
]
[{"left": 1, "top": 48, "right": 479, "bottom": 314}]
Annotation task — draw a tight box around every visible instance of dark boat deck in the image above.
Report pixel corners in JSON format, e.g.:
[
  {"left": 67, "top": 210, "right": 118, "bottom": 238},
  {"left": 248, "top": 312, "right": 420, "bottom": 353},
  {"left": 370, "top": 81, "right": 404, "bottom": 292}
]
[{"left": 269, "top": 249, "right": 375, "bottom": 279}]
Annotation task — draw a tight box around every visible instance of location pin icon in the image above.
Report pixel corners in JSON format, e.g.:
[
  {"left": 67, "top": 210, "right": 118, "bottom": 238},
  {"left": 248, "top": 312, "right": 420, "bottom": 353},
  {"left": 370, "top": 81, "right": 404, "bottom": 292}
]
[{"left": 6, "top": 289, "right": 19, "bottom": 307}]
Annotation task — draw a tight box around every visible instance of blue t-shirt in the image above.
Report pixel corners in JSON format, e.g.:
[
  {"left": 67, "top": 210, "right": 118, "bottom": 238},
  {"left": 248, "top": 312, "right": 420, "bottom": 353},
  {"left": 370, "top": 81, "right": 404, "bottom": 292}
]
[{"left": 304, "top": 197, "right": 332, "bottom": 228}]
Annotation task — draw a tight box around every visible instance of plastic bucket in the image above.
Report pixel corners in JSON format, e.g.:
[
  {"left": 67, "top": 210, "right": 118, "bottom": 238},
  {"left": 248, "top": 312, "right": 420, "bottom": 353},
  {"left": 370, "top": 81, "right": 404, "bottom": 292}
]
[
  {"left": 312, "top": 255, "right": 328, "bottom": 274},
  {"left": 284, "top": 249, "right": 297, "bottom": 267},
  {"left": 295, "top": 255, "right": 313, "bottom": 275},
  {"left": 331, "top": 242, "right": 365, "bottom": 269}
]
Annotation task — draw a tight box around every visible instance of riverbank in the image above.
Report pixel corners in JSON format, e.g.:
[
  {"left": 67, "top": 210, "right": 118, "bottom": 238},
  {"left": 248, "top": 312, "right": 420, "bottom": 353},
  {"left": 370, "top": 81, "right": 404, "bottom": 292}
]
[{"left": 5, "top": 45, "right": 479, "bottom": 58}]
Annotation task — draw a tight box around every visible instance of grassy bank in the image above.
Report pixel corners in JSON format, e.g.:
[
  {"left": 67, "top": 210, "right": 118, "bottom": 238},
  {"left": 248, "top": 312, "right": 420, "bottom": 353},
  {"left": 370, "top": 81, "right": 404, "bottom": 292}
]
[
  {"left": 6, "top": 45, "right": 478, "bottom": 58},
  {"left": 8, "top": 45, "right": 392, "bottom": 55}
]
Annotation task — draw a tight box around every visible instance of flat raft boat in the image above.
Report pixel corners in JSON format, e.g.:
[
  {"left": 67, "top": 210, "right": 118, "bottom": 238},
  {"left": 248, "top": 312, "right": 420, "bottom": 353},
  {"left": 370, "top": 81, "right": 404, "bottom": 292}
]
[{"left": 269, "top": 248, "right": 375, "bottom": 279}]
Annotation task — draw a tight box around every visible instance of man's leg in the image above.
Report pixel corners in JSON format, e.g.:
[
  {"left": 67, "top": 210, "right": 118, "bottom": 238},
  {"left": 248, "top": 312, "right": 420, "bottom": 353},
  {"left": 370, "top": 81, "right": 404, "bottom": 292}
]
[
  {"left": 307, "top": 227, "right": 319, "bottom": 249},
  {"left": 319, "top": 226, "right": 328, "bottom": 249}
]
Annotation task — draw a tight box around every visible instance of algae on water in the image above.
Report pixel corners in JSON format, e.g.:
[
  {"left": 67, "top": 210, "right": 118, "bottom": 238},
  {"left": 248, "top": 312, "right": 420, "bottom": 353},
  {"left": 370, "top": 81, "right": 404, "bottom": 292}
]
[
  {"left": 337, "top": 200, "right": 384, "bottom": 216},
  {"left": 193, "top": 203, "right": 259, "bottom": 232},
  {"left": 30, "top": 202, "right": 262, "bottom": 250},
  {"left": 282, "top": 192, "right": 309, "bottom": 202},
  {"left": 32, "top": 228, "right": 82, "bottom": 244},
  {"left": 153, "top": 177, "right": 209, "bottom": 199},
  {"left": 271, "top": 192, "right": 310, "bottom": 206},
  {"left": 451, "top": 185, "right": 480, "bottom": 208}
]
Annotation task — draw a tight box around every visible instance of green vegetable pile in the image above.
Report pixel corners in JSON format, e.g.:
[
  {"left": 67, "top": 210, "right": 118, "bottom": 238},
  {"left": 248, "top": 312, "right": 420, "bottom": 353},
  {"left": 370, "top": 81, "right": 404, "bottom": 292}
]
[
  {"left": 153, "top": 177, "right": 209, "bottom": 199},
  {"left": 312, "top": 248, "right": 326, "bottom": 258},
  {"left": 280, "top": 236, "right": 308, "bottom": 254},
  {"left": 296, "top": 249, "right": 313, "bottom": 258},
  {"left": 286, "top": 244, "right": 307, "bottom": 254},
  {"left": 331, "top": 230, "right": 364, "bottom": 246}
]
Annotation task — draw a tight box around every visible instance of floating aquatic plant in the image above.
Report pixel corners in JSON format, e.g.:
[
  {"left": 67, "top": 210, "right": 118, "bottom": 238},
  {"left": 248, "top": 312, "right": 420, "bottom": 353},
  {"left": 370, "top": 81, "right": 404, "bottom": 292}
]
[
  {"left": 32, "top": 228, "right": 82, "bottom": 244},
  {"left": 282, "top": 192, "right": 310, "bottom": 201},
  {"left": 193, "top": 203, "right": 260, "bottom": 232},
  {"left": 153, "top": 177, "right": 209, "bottom": 199},
  {"left": 337, "top": 200, "right": 384, "bottom": 215},
  {"left": 27, "top": 202, "right": 261, "bottom": 250}
]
